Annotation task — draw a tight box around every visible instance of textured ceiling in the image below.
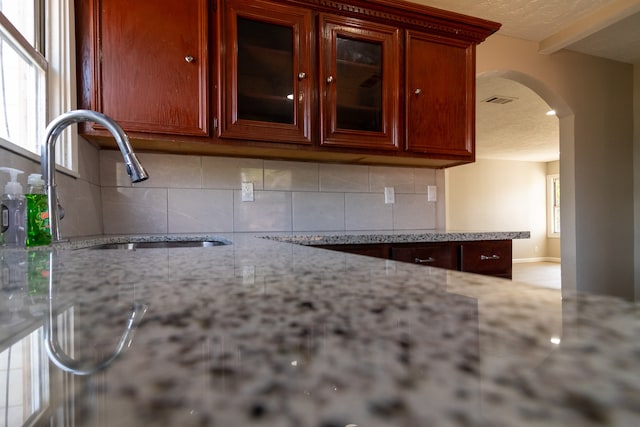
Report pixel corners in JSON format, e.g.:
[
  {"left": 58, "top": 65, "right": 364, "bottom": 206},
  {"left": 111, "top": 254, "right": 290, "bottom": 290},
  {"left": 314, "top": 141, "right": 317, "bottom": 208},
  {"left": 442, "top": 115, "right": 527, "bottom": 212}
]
[
  {"left": 405, "top": 0, "right": 640, "bottom": 162},
  {"left": 411, "top": 0, "right": 617, "bottom": 41},
  {"left": 476, "top": 77, "right": 559, "bottom": 162}
]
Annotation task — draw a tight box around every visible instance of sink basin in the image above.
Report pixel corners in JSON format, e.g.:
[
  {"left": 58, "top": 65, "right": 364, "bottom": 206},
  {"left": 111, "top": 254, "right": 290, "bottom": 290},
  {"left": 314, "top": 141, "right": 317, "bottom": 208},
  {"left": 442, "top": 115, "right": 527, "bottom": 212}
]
[{"left": 89, "top": 240, "right": 228, "bottom": 250}]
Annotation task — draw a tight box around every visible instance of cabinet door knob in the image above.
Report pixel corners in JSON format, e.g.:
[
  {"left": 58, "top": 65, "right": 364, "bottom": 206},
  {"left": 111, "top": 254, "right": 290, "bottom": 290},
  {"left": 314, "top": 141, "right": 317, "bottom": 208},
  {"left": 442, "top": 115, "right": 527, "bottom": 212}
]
[
  {"left": 185, "top": 55, "right": 195, "bottom": 63},
  {"left": 480, "top": 254, "right": 500, "bottom": 261},
  {"left": 326, "top": 75, "right": 335, "bottom": 84},
  {"left": 414, "top": 88, "right": 422, "bottom": 95},
  {"left": 298, "top": 72, "right": 307, "bottom": 80},
  {"left": 415, "top": 257, "right": 435, "bottom": 264}
]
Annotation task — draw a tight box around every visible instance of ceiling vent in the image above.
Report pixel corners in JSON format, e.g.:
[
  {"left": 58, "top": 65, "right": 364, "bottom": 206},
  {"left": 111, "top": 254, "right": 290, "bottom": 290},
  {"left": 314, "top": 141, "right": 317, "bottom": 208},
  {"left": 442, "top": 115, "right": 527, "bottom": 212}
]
[{"left": 482, "top": 95, "right": 517, "bottom": 104}]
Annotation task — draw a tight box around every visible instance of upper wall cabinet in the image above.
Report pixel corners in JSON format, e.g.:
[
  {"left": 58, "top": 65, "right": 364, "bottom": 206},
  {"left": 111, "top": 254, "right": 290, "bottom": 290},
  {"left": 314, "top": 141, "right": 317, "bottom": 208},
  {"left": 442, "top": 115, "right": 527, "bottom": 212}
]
[
  {"left": 219, "top": 0, "right": 313, "bottom": 144},
  {"left": 405, "top": 30, "right": 474, "bottom": 161},
  {"left": 76, "top": 0, "right": 500, "bottom": 168},
  {"left": 76, "top": 0, "right": 209, "bottom": 136},
  {"left": 319, "top": 14, "right": 400, "bottom": 151}
]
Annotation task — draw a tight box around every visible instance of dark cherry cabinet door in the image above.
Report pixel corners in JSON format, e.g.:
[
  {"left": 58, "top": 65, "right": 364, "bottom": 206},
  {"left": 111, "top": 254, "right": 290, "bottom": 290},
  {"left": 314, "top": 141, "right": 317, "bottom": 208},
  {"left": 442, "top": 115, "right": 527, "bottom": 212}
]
[
  {"left": 319, "top": 14, "right": 400, "bottom": 151},
  {"left": 95, "top": 0, "right": 209, "bottom": 135},
  {"left": 220, "top": 0, "right": 312, "bottom": 144},
  {"left": 405, "top": 30, "right": 474, "bottom": 160}
]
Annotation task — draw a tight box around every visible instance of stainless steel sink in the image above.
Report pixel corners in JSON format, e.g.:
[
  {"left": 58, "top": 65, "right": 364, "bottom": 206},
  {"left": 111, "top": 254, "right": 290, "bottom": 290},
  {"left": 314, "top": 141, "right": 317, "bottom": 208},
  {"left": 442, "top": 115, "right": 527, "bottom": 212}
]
[{"left": 89, "top": 240, "right": 228, "bottom": 250}]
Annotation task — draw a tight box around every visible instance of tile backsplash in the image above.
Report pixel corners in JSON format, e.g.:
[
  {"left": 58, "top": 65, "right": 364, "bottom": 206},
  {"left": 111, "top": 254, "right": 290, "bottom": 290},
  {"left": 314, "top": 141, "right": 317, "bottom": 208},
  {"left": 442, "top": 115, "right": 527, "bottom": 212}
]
[{"left": 101, "top": 151, "right": 444, "bottom": 234}]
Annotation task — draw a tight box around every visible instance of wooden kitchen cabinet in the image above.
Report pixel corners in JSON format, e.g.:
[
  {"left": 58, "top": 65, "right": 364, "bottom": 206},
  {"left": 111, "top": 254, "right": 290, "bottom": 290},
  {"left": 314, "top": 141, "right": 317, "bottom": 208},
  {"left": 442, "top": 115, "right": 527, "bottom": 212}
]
[
  {"left": 219, "top": 0, "right": 313, "bottom": 144},
  {"left": 317, "top": 239, "right": 513, "bottom": 279},
  {"left": 405, "top": 30, "right": 475, "bottom": 161},
  {"left": 460, "top": 240, "right": 512, "bottom": 278},
  {"left": 75, "top": 0, "right": 209, "bottom": 136},
  {"left": 319, "top": 14, "right": 400, "bottom": 151},
  {"left": 75, "top": 0, "right": 499, "bottom": 168},
  {"left": 390, "top": 243, "right": 458, "bottom": 270},
  {"left": 316, "top": 244, "right": 390, "bottom": 259}
]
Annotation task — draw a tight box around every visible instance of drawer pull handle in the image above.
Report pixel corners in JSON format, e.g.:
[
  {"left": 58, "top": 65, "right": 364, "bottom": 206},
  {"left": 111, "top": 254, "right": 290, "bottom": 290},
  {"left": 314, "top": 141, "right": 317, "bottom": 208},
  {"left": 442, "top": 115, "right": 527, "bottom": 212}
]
[
  {"left": 480, "top": 254, "right": 500, "bottom": 261},
  {"left": 415, "top": 257, "right": 435, "bottom": 264}
]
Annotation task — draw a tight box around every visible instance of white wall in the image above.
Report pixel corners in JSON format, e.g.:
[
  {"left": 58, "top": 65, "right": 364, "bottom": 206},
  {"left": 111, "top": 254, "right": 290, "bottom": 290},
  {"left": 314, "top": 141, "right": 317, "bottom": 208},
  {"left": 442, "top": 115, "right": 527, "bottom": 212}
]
[
  {"left": 635, "top": 63, "right": 640, "bottom": 301},
  {"left": 477, "top": 34, "right": 635, "bottom": 300},
  {"left": 446, "top": 159, "right": 548, "bottom": 261}
]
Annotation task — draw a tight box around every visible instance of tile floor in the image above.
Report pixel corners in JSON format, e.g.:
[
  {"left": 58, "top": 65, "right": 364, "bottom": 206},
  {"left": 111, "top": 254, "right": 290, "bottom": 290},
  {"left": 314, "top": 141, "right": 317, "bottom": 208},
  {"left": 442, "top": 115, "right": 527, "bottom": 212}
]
[{"left": 512, "top": 262, "right": 561, "bottom": 290}]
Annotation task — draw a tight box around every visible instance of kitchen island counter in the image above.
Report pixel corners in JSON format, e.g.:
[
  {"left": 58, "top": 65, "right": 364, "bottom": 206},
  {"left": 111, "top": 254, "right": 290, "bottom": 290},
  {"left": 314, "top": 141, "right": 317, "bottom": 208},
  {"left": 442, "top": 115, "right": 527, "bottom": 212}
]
[
  {"left": 0, "top": 232, "right": 638, "bottom": 427},
  {"left": 262, "top": 229, "right": 530, "bottom": 245}
]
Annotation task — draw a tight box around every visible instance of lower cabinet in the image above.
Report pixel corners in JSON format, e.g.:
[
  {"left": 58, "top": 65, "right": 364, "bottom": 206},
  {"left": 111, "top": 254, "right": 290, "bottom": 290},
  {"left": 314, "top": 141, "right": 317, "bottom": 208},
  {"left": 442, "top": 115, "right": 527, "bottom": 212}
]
[
  {"left": 316, "top": 244, "right": 390, "bottom": 260},
  {"left": 459, "top": 240, "right": 512, "bottom": 279},
  {"left": 316, "top": 240, "right": 512, "bottom": 279},
  {"left": 390, "top": 243, "right": 458, "bottom": 270}
]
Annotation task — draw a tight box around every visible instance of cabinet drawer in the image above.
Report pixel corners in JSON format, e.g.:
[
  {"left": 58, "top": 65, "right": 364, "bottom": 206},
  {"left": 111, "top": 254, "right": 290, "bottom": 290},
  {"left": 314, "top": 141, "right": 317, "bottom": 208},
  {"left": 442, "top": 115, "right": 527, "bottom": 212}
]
[
  {"left": 460, "top": 240, "right": 512, "bottom": 278},
  {"left": 391, "top": 244, "right": 457, "bottom": 270},
  {"left": 316, "top": 244, "right": 390, "bottom": 259}
]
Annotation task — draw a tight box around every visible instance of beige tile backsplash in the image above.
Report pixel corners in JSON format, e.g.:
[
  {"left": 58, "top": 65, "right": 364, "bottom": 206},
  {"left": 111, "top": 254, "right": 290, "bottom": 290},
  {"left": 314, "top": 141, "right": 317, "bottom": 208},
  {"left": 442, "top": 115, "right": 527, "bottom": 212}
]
[
  {"left": 102, "top": 187, "right": 168, "bottom": 235},
  {"left": 99, "top": 152, "right": 443, "bottom": 235},
  {"left": 168, "top": 189, "right": 233, "bottom": 233}
]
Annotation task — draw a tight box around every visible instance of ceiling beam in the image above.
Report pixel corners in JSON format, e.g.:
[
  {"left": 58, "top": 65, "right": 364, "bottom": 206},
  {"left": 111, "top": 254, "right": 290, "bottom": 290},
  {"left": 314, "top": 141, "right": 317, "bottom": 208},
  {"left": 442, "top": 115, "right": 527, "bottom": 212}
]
[{"left": 538, "top": 0, "right": 640, "bottom": 54}]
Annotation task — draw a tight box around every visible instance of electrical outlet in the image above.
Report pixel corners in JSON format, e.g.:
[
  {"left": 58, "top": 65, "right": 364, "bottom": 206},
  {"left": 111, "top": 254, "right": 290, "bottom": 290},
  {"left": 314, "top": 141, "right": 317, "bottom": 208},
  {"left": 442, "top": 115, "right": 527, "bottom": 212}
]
[
  {"left": 427, "top": 185, "right": 437, "bottom": 202},
  {"left": 384, "top": 187, "right": 395, "bottom": 204},
  {"left": 241, "top": 182, "right": 254, "bottom": 202},
  {"left": 242, "top": 265, "right": 255, "bottom": 285}
]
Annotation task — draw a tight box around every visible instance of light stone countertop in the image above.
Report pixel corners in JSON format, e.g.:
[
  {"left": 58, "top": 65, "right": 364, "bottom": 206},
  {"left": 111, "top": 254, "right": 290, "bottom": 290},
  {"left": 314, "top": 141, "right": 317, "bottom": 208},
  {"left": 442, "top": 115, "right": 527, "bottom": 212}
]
[
  {"left": 261, "top": 230, "right": 531, "bottom": 245},
  {"left": 0, "top": 232, "right": 638, "bottom": 427}
]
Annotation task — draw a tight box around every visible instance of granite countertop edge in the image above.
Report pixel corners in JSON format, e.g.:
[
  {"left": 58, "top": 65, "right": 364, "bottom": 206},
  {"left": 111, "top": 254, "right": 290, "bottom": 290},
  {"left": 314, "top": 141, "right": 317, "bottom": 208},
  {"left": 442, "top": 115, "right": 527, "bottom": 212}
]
[
  {"left": 260, "top": 230, "right": 531, "bottom": 245},
  {"left": 30, "top": 230, "right": 530, "bottom": 250}
]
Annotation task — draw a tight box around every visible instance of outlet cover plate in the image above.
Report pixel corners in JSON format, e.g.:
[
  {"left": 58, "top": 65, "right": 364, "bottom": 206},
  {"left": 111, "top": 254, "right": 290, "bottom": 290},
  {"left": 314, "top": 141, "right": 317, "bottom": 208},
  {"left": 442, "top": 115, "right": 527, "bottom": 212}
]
[
  {"left": 241, "top": 182, "right": 254, "bottom": 202},
  {"left": 427, "top": 185, "right": 437, "bottom": 202},
  {"left": 384, "top": 187, "right": 395, "bottom": 204}
]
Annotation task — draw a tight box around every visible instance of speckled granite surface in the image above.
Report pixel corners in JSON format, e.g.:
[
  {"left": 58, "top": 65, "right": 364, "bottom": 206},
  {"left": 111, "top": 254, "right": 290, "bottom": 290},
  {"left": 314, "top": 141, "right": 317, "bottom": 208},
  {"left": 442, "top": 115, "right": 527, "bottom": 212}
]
[
  {"left": 0, "top": 233, "right": 638, "bottom": 427},
  {"left": 262, "top": 230, "right": 530, "bottom": 245}
]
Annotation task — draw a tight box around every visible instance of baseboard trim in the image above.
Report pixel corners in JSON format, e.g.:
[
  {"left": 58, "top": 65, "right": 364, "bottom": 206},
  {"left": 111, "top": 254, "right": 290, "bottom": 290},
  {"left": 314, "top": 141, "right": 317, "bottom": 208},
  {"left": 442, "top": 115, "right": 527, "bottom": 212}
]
[{"left": 513, "top": 257, "right": 561, "bottom": 264}]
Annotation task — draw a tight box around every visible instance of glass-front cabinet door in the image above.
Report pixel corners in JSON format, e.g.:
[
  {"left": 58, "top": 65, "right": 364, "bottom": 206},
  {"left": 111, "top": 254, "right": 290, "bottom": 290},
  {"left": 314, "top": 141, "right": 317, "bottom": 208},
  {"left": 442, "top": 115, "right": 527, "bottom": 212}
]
[
  {"left": 319, "top": 14, "right": 400, "bottom": 150},
  {"left": 221, "top": 0, "right": 312, "bottom": 144}
]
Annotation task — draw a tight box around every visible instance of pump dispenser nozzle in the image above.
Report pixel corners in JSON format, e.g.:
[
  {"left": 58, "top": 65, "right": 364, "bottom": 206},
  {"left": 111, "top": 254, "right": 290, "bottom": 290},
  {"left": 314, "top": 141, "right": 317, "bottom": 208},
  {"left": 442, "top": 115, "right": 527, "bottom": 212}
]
[{"left": 0, "top": 167, "right": 24, "bottom": 196}]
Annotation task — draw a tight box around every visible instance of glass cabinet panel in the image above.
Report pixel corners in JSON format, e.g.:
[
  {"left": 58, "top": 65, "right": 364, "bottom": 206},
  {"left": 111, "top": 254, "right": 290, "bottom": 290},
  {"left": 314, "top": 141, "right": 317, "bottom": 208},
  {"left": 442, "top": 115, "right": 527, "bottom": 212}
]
[
  {"left": 237, "top": 17, "right": 294, "bottom": 124},
  {"left": 320, "top": 14, "right": 399, "bottom": 150},
  {"left": 335, "top": 36, "right": 383, "bottom": 132},
  {"left": 221, "top": 0, "right": 312, "bottom": 144}
]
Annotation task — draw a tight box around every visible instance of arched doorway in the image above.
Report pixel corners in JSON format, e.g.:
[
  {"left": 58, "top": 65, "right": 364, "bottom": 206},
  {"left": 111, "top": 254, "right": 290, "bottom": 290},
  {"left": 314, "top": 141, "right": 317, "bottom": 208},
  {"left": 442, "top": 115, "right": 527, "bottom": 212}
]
[
  {"left": 482, "top": 70, "right": 575, "bottom": 294},
  {"left": 447, "top": 70, "right": 576, "bottom": 292}
]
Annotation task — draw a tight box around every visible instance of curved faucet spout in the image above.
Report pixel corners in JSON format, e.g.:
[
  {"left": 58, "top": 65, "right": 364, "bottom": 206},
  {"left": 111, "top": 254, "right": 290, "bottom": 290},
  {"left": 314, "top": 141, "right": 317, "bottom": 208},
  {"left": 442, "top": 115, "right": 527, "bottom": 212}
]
[{"left": 42, "top": 110, "right": 149, "bottom": 242}]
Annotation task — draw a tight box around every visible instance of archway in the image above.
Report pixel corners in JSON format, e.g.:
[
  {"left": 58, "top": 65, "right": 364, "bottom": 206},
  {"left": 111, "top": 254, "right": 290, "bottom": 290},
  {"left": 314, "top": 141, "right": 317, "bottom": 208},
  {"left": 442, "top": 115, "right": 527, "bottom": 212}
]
[{"left": 474, "top": 70, "right": 576, "bottom": 293}]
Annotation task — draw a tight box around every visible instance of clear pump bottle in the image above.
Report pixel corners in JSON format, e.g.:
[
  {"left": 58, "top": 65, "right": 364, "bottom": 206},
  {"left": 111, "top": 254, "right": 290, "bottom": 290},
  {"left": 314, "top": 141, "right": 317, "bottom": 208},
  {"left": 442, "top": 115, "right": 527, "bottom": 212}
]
[{"left": 0, "top": 167, "right": 26, "bottom": 246}]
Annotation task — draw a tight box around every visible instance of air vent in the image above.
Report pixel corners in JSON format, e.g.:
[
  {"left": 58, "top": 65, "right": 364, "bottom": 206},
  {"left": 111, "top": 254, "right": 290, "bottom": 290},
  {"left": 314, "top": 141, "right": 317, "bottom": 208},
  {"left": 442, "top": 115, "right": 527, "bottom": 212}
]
[{"left": 482, "top": 95, "right": 517, "bottom": 104}]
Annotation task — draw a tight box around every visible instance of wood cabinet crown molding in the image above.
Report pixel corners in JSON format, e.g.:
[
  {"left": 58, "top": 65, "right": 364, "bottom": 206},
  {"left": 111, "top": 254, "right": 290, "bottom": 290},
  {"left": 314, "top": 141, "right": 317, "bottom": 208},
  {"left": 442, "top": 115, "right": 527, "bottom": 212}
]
[{"left": 285, "top": 0, "right": 500, "bottom": 42}]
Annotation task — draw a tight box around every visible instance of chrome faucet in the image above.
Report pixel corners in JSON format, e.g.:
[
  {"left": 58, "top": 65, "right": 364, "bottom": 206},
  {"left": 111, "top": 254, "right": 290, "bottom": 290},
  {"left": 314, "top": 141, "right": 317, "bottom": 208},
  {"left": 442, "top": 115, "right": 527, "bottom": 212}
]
[{"left": 42, "top": 110, "right": 149, "bottom": 242}]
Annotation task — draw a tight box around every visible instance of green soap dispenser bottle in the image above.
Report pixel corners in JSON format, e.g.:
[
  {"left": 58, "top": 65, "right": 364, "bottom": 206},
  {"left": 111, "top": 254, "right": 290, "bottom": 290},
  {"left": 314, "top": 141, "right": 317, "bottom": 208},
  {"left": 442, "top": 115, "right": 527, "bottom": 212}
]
[{"left": 25, "top": 174, "right": 51, "bottom": 247}]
